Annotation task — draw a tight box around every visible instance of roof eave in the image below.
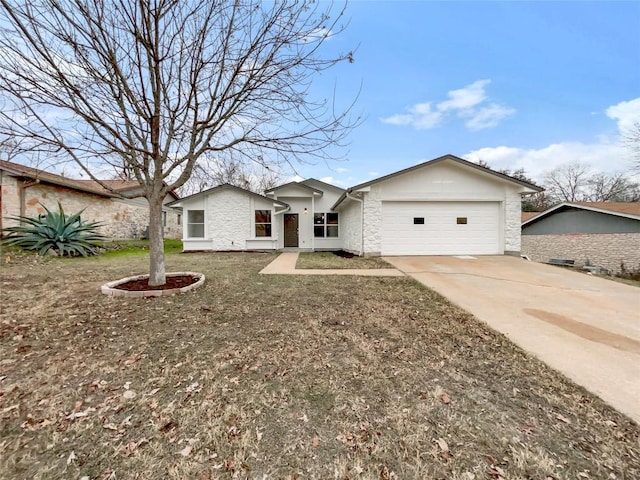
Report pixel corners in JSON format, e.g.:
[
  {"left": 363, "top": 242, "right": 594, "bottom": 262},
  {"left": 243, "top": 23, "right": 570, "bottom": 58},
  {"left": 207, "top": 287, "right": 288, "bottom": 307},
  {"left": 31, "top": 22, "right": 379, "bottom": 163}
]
[{"left": 522, "top": 202, "right": 640, "bottom": 227}]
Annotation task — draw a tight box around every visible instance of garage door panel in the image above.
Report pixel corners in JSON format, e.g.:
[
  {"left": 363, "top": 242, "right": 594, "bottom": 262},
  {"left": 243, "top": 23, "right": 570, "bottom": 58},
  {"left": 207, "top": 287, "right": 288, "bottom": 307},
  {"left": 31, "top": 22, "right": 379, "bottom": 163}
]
[{"left": 381, "top": 201, "right": 501, "bottom": 255}]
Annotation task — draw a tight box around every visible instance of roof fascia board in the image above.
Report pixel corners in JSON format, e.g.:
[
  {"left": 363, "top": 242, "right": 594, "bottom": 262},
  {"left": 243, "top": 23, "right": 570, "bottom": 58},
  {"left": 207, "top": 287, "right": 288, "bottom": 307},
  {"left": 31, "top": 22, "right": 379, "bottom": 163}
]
[
  {"left": 522, "top": 202, "right": 640, "bottom": 227},
  {"left": 168, "top": 183, "right": 288, "bottom": 208}
]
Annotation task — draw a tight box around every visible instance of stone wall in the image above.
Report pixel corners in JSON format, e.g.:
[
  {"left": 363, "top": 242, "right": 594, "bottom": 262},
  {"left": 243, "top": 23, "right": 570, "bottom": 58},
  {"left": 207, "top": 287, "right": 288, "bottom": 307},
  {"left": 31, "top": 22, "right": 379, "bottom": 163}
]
[
  {"left": 0, "top": 172, "right": 20, "bottom": 231},
  {"left": 362, "top": 185, "right": 382, "bottom": 255},
  {"left": 338, "top": 197, "right": 363, "bottom": 255},
  {"left": 1, "top": 174, "right": 181, "bottom": 239},
  {"left": 521, "top": 233, "right": 640, "bottom": 274},
  {"left": 504, "top": 189, "right": 523, "bottom": 254}
]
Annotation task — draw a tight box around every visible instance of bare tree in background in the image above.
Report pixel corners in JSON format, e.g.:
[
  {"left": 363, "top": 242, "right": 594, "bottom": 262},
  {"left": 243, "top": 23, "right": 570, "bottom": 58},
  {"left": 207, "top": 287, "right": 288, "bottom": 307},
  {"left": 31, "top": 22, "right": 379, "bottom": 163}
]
[
  {"left": 624, "top": 122, "right": 640, "bottom": 172},
  {"left": 180, "top": 158, "right": 284, "bottom": 196},
  {"left": 543, "top": 161, "right": 638, "bottom": 204},
  {"left": 543, "top": 162, "right": 590, "bottom": 203},
  {"left": 0, "top": 0, "right": 358, "bottom": 285},
  {"left": 587, "top": 172, "right": 640, "bottom": 202}
]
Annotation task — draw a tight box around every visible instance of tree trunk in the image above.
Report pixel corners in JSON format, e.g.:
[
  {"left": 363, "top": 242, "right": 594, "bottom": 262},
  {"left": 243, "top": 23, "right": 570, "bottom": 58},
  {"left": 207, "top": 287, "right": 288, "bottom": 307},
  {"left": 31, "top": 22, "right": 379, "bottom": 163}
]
[{"left": 148, "top": 197, "right": 166, "bottom": 286}]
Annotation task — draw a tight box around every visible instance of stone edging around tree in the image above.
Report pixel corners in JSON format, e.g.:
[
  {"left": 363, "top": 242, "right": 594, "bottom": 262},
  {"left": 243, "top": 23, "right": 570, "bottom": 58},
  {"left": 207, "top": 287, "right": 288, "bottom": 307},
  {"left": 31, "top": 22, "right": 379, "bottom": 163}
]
[{"left": 101, "top": 272, "right": 205, "bottom": 297}]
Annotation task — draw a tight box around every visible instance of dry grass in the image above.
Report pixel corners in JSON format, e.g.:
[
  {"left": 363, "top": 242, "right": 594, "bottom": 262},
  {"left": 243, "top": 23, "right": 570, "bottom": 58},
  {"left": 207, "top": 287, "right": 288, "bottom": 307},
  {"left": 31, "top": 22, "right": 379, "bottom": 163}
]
[
  {"left": 1, "top": 251, "right": 638, "bottom": 479},
  {"left": 297, "top": 251, "right": 392, "bottom": 269}
]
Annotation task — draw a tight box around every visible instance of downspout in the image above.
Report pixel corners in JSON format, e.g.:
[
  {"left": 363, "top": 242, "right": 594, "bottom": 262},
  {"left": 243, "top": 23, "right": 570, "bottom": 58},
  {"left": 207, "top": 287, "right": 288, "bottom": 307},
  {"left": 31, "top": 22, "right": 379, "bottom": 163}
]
[
  {"left": 346, "top": 191, "right": 364, "bottom": 256},
  {"left": 274, "top": 205, "right": 291, "bottom": 250},
  {"left": 311, "top": 195, "right": 315, "bottom": 252}
]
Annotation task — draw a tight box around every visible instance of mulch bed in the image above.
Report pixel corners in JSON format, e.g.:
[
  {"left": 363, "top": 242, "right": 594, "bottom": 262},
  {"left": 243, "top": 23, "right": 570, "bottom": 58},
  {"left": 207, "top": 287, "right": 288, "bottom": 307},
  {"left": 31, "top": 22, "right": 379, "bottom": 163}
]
[{"left": 113, "top": 274, "right": 199, "bottom": 291}]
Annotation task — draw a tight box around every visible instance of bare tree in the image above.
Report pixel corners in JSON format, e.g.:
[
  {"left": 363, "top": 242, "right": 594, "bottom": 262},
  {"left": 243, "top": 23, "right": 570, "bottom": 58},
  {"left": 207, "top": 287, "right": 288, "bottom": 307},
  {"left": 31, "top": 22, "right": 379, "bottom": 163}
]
[
  {"left": 543, "top": 162, "right": 590, "bottom": 203},
  {"left": 542, "top": 161, "right": 638, "bottom": 205},
  {"left": 624, "top": 122, "right": 640, "bottom": 172},
  {"left": 179, "top": 158, "right": 284, "bottom": 196},
  {"left": 0, "top": 0, "right": 358, "bottom": 285},
  {"left": 587, "top": 172, "right": 639, "bottom": 202}
]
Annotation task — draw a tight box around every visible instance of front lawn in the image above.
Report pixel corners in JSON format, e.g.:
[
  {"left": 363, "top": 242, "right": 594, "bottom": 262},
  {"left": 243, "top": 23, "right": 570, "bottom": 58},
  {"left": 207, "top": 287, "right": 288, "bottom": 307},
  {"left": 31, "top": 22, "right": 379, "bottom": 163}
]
[
  {"left": 97, "top": 239, "right": 183, "bottom": 258},
  {"left": 1, "top": 252, "right": 638, "bottom": 479},
  {"left": 297, "top": 251, "right": 392, "bottom": 269}
]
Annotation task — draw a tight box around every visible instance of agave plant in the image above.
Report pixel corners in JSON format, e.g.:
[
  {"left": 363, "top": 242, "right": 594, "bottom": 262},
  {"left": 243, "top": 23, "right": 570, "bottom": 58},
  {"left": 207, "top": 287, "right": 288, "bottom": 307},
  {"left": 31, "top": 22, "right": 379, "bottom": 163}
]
[{"left": 1, "top": 202, "right": 105, "bottom": 257}]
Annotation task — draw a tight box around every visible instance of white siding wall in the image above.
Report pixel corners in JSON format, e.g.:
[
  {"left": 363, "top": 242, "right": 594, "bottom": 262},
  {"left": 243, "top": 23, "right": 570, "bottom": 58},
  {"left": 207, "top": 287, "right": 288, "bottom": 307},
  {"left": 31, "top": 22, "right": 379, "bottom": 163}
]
[
  {"left": 310, "top": 184, "right": 344, "bottom": 250},
  {"left": 276, "top": 197, "right": 313, "bottom": 249},
  {"left": 181, "top": 197, "right": 208, "bottom": 251}
]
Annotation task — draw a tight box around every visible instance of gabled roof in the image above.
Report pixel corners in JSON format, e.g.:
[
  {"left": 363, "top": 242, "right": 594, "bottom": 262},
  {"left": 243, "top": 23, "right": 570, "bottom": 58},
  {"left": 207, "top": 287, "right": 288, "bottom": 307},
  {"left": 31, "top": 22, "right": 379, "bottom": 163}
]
[
  {"left": 0, "top": 159, "right": 180, "bottom": 200},
  {"left": 167, "top": 183, "right": 289, "bottom": 208},
  {"left": 300, "top": 178, "right": 345, "bottom": 193},
  {"left": 522, "top": 201, "right": 640, "bottom": 226},
  {"left": 332, "top": 154, "right": 543, "bottom": 210},
  {"left": 522, "top": 211, "right": 541, "bottom": 223},
  {"left": 265, "top": 180, "right": 323, "bottom": 196},
  {"left": 0, "top": 159, "right": 120, "bottom": 198}
]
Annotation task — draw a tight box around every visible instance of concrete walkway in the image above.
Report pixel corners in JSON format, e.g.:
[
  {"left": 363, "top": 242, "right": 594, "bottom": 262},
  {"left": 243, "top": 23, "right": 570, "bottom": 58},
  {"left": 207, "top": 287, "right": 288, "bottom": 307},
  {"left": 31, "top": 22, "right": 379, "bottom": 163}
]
[
  {"left": 259, "top": 252, "right": 405, "bottom": 276},
  {"left": 385, "top": 255, "right": 640, "bottom": 423}
]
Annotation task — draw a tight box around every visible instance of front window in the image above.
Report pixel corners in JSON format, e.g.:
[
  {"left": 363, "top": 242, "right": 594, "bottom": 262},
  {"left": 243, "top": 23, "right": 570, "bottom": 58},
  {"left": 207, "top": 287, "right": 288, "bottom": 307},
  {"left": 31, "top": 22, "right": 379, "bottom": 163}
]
[
  {"left": 255, "top": 210, "right": 272, "bottom": 237},
  {"left": 187, "top": 210, "right": 205, "bottom": 238},
  {"left": 314, "top": 212, "right": 339, "bottom": 238}
]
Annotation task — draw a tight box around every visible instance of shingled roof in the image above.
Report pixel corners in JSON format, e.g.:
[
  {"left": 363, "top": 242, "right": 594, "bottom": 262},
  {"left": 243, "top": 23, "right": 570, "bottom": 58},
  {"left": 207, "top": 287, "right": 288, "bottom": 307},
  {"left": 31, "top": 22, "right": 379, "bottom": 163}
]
[
  {"left": 522, "top": 201, "right": 640, "bottom": 227},
  {"left": 0, "top": 159, "right": 179, "bottom": 200}
]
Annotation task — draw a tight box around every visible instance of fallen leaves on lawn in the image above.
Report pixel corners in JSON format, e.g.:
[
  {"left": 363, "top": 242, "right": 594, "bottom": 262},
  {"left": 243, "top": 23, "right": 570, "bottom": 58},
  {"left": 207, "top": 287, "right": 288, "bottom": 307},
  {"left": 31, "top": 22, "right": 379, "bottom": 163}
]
[{"left": 119, "top": 438, "right": 148, "bottom": 457}]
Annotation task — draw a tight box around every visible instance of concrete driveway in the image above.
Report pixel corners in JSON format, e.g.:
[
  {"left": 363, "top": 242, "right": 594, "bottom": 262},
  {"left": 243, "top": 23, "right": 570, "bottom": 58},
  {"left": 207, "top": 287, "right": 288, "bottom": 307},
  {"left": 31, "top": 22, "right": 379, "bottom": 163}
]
[{"left": 384, "top": 255, "right": 640, "bottom": 422}]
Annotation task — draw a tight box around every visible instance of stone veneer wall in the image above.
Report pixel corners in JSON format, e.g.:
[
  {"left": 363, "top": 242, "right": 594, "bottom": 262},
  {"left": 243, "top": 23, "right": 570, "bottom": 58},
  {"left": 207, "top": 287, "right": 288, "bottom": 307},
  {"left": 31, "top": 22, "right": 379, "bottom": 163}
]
[
  {"left": 338, "top": 197, "right": 363, "bottom": 255},
  {"left": 504, "top": 189, "right": 523, "bottom": 254},
  {"left": 362, "top": 185, "right": 382, "bottom": 255},
  {"left": 521, "top": 233, "right": 640, "bottom": 274},
  {"left": 1, "top": 174, "right": 181, "bottom": 239}
]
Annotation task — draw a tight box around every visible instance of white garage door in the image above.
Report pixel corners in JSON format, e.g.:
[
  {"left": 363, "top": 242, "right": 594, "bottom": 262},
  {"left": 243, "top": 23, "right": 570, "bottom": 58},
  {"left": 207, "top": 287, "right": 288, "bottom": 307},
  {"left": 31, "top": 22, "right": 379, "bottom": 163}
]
[{"left": 381, "top": 201, "right": 502, "bottom": 255}]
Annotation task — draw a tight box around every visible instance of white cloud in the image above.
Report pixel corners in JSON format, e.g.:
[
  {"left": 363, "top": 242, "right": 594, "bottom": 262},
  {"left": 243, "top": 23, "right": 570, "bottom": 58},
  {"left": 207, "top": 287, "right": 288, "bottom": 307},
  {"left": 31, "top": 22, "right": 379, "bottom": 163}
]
[
  {"left": 380, "top": 79, "right": 514, "bottom": 131},
  {"left": 301, "top": 27, "right": 333, "bottom": 43},
  {"left": 380, "top": 102, "right": 443, "bottom": 129},
  {"left": 465, "top": 98, "right": 639, "bottom": 180},
  {"left": 367, "top": 171, "right": 379, "bottom": 177},
  {"left": 606, "top": 97, "right": 640, "bottom": 133},
  {"left": 438, "top": 79, "right": 490, "bottom": 111},
  {"left": 334, "top": 167, "right": 349, "bottom": 173},
  {"left": 464, "top": 104, "right": 516, "bottom": 131}
]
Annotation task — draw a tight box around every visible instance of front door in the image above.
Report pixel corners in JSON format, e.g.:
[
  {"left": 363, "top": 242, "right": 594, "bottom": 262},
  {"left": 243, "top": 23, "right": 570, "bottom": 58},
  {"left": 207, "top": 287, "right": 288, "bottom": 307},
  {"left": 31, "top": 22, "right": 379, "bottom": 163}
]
[{"left": 284, "top": 214, "right": 299, "bottom": 247}]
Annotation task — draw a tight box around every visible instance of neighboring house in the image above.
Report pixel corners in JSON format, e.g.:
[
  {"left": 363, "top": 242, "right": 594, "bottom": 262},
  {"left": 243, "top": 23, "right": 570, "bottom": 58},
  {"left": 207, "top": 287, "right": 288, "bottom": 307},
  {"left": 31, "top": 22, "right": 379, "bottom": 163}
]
[
  {"left": 521, "top": 211, "right": 540, "bottom": 223},
  {"left": 170, "top": 154, "right": 542, "bottom": 256},
  {"left": 0, "top": 159, "right": 181, "bottom": 239},
  {"left": 521, "top": 202, "right": 640, "bottom": 273}
]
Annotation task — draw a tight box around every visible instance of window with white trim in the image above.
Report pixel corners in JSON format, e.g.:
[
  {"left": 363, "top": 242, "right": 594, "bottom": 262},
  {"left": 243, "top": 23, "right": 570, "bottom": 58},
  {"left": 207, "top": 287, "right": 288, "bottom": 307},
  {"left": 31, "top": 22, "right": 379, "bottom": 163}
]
[
  {"left": 187, "top": 210, "right": 205, "bottom": 238},
  {"left": 314, "top": 212, "right": 339, "bottom": 237},
  {"left": 255, "top": 210, "right": 272, "bottom": 237}
]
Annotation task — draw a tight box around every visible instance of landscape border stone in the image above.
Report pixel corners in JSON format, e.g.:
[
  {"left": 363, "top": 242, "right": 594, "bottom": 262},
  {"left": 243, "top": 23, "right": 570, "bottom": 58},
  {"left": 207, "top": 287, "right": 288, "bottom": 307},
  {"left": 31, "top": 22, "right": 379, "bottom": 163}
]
[{"left": 101, "top": 272, "right": 205, "bottom": 297}]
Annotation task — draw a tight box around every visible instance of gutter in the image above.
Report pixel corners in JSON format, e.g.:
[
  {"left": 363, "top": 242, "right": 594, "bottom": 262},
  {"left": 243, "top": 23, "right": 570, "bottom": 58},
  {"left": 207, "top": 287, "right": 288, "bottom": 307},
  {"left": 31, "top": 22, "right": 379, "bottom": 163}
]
[{"left": 273, "top": 204, "right": 291, "bottom": 250}]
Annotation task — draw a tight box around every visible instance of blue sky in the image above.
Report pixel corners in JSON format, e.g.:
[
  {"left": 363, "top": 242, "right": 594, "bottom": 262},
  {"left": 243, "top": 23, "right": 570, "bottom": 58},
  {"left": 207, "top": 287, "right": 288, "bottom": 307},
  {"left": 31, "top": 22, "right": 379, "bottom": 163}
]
[{"left": 297, "top": 0, "right": 640, "bottom": 186}]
